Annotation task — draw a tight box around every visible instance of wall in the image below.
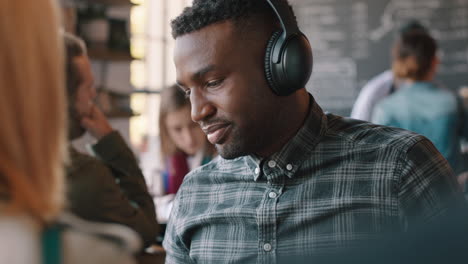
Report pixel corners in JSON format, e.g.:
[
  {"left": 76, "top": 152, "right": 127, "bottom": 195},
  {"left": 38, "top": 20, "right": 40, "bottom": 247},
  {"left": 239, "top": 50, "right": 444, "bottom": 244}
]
[{"left": 291, "top": 0, "right": 468, "bottom": 116}]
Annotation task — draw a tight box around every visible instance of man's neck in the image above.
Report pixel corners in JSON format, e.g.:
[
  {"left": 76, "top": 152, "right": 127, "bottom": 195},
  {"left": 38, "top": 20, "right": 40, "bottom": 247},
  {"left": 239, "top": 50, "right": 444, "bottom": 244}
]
[{"left": 256, "top": 90, "right": 311, "bottom": 158}]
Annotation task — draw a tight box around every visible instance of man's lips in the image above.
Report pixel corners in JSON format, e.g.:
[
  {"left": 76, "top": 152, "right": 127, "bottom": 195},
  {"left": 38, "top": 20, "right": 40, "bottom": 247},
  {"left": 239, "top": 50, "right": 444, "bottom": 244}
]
[{"left": 202, "top": 123, "right": 231, "bottom": 144}]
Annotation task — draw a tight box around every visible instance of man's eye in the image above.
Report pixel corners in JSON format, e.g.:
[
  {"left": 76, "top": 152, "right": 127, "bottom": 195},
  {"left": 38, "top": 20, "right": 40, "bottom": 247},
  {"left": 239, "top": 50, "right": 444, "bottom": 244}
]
[{"left": 206, "top": 79, "right": 223, "bottom": 88}]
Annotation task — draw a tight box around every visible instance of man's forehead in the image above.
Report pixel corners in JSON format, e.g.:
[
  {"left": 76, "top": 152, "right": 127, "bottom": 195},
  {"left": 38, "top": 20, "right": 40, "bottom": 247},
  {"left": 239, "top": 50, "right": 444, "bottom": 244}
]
[
  {"left": 174, "top": 22, "right": 237, "bottom": 75},
  {"left": 176, "top": 22, "right": 234, "bottom": 51}
]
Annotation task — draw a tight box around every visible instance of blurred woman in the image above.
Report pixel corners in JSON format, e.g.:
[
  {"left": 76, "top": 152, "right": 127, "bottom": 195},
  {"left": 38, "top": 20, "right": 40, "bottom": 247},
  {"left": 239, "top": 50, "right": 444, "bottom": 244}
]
[
  {"left": 159, "top": 84, "right": 216, "bottom": 194},
  {"left": 141, "top": 84, "right": 216, "bottom": 224},
  {"left": 372, "top": 31, "right": 468, "bottom": 174},
  {"left": 0, "top": 0, "right": 138, "bottom": 263}
]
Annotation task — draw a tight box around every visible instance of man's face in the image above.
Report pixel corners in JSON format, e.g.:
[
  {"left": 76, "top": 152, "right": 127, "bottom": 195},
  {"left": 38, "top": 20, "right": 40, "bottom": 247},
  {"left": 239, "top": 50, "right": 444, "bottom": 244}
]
[
  {"left": 74, "top": 56, "right": 96, "bottom": 120},
  {"left": 174, "top": 21, "right": 281, "bottom": 159}
]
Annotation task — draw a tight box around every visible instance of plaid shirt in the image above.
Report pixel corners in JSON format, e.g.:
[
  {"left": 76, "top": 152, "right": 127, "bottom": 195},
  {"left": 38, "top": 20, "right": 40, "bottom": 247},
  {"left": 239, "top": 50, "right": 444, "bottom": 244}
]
[{"left": 164, "top": 96, "right": 461, "bottom": 264}]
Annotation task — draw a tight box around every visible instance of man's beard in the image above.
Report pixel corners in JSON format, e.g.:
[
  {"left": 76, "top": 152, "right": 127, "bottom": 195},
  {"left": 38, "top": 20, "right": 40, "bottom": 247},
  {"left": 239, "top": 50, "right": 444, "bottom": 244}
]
[
  {"left": 214, "top": 126, "right": 258, "bottom": 160},
  {"left": 215, "top": 142, "right": 247, "bottom": 160}
]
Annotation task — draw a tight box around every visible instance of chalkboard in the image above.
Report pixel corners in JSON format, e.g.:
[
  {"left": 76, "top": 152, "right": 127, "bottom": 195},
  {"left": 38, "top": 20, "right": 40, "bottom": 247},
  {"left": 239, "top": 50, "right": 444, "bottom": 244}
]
[{"left": 291, "top": 0, "right": 468, "bottom": 116}]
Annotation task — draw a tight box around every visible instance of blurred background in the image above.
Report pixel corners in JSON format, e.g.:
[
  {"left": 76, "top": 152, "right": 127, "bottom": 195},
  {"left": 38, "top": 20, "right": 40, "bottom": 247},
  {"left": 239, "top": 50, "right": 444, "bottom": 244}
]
[
  {"left": 60, "top": 0, "right": 468, "bottom": 159},
  {"left": 61, "top": 0, "right": 191, "bottom": 155}
]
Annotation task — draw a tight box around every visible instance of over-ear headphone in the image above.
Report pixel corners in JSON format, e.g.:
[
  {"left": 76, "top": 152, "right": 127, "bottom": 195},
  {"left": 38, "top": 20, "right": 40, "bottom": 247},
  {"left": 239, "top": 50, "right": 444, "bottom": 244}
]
[{"left": 265, "top": 0, "right": 313, "bottom": 96}]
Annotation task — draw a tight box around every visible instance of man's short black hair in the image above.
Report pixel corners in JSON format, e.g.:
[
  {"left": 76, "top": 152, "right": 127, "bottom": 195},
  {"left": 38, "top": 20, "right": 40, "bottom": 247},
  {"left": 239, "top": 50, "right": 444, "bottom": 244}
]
[{"left": 171, "top": 0, "right": 296, "bottom": 39}]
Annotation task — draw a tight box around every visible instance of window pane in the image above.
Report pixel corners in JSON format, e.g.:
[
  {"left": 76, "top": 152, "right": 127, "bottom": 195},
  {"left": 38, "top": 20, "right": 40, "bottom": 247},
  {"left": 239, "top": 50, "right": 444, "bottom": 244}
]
[
  {"left": 130, "top": 36, "right": 145, "bottom": 59},
  {"left": 130, "top": 60, "right": 146, "bottom": 88}
]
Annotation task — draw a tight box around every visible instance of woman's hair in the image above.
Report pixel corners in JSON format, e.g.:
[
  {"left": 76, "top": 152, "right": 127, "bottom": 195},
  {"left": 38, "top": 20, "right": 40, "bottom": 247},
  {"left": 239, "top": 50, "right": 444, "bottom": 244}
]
[
  {"left": 0, "top": 0, "right": 66, "bottom": 223},
  {"left": 158, "top": 84, "right": 215, "bottom": 160},
  {"left": 392, "top": 31, "right": 438, "bottom": 81}
]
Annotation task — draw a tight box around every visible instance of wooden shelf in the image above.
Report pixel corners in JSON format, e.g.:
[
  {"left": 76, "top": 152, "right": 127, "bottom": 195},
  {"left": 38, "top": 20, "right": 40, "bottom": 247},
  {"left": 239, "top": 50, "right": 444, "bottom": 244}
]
[
  {"left": 132, "top": 89, "right": 161, "bottom": 94},
  {"left": 87, "top": 42, "right": 133, "bottom": 61},
  {"left": 97, "top": 88, "right": 131, "bottom": 97},
  {"left": 95, "top": 89, "right": 138, "bottom": 118},
  {"left": 84, "top": 0, "right": 136, "bottom": 6}
]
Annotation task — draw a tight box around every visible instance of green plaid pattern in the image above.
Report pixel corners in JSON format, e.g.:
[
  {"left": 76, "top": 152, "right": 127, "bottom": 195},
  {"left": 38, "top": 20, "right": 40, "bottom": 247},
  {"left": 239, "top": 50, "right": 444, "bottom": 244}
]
[{"left": 163, "top": 97, "right": 461, "bottom": 264}]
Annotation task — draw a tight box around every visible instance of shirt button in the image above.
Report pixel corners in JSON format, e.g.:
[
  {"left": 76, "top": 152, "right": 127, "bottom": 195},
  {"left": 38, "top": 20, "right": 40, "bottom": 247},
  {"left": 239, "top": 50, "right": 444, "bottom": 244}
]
[
  {"left": 263, "top": 243, "right": 272, "bottom": 252},
  {"left": 286, "top": 164, "right": 293, "bottom": 171},
  {"left": 268, "top": 160, "right": 276, "bottom": 168},
  {"left": 254, "top": 167, "right": 260, "bottom": 174},
  {"left": 268, "top": 192, "right": 277, "bottom": 199}
]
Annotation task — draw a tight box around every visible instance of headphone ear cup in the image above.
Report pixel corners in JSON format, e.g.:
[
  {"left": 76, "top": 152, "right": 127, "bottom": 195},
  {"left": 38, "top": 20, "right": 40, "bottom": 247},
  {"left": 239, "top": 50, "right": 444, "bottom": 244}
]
[
  {"left": 264, "top": 30, "right": 282, "bottom": 95},
  {"left": 280, "top": 34, "right": 313, "bottom": 95}
]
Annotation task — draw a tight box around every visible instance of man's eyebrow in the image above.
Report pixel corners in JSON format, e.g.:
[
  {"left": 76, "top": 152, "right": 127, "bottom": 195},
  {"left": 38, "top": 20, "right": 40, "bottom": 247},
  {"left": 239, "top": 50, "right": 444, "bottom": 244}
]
[
  {"left": 177, "top": 64, "right": 217, "bottom": 88},
  {"left": 194, "top": 65, "right": 216, "bottom": 79}
]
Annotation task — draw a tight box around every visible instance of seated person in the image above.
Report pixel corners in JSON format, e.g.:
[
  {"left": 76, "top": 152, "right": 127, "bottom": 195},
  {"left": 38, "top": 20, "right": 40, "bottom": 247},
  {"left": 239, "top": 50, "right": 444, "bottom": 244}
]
[
  {"left": 163, "top": 0, "right": 463, "bottom": 262},
  {"left": 141, "top": 84, "right": 216, "bottom": 224},
  {"left": 372, "top": 31, "right": 468, "bottom": 175},
  {"left": 64, "top": 33, "right": 159, "bottom": 246}
]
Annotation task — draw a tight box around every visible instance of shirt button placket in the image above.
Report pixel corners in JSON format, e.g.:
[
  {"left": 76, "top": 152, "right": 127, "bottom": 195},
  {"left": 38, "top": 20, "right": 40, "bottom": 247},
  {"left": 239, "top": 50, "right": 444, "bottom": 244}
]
[
  {"left": 268, "top": 160, "right": 276, "bottom": 168},
  {"left": 263, "top": 243, "right": 272, "bottom": 252},
  {"left": 261, "top": 160, "right": 278, "bottom": 262}
]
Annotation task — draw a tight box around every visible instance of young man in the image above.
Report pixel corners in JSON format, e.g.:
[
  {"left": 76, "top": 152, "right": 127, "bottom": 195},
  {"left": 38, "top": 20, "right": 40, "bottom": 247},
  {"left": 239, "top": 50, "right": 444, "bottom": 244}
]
[
  {"left": 372, "top": 32, "right": 467, "bottom": 175},
  {"left": 350, "top": 20, "right": 428, "bottom": 121},
  {"left": 64, "top": 33, "right": 159, "bottom": 246},
  {"left": 163, "top": 1, "right": 462, "bottom": 263}
]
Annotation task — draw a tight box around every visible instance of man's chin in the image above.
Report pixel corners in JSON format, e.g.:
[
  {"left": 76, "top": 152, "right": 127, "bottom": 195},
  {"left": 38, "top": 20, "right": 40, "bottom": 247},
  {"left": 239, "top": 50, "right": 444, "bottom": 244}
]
[{"left": 215, "top": 143, "right": 247, "bottom": 160}]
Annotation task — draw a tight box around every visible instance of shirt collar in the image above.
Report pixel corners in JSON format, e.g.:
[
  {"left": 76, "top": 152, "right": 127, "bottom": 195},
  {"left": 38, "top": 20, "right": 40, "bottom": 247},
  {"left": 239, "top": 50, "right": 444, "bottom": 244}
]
[{"left": 247, "top": 94, "right": 327, "bottom": 181}]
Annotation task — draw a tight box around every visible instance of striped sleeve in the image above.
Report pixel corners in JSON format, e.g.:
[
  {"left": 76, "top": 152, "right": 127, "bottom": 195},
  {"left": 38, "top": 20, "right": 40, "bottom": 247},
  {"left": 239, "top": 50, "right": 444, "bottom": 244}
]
[{"left": 398, "top": 137, "right": 463, "bottom": 226}]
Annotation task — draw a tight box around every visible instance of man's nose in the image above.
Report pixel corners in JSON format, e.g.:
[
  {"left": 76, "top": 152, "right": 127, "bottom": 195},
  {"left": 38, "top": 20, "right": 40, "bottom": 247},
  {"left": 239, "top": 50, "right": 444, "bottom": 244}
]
[{"left": 190, "top": 88, "right": 215, "bottom": 123}]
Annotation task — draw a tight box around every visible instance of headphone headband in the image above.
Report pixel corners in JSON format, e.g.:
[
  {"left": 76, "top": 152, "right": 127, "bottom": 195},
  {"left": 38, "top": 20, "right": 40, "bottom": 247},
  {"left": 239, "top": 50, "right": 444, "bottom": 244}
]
[
  {"left": 264, "top": 0, "right": 313, "bottom": 96},
  {"left": 266, "top": 0, "right": 299, "bottom": 36},
  {"left": 266, "top": 0, "right": 300, "bottom": 63}
]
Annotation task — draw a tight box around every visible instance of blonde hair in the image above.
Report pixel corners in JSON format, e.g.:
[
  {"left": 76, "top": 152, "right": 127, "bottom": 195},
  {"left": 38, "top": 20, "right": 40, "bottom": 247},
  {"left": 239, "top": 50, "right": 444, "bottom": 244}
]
[
  {"left": 159, "top": 84, "right": 191, "bottom": 160},
  {"left": 159, "top": 84, "right": 215, "bottom": 161},
  {"left": 0, "top": 0, "right": 66, "bottom": 223}
]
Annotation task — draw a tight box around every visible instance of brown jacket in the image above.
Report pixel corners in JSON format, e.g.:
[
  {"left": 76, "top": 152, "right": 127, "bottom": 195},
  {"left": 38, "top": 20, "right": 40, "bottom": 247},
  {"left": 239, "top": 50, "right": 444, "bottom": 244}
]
[{"left": 67, "top": 131, "right": 158, "bottom": 246}]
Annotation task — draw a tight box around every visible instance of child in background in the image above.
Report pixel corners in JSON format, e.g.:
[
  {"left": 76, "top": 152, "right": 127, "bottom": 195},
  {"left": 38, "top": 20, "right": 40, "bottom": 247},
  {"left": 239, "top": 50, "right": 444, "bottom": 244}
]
[
  {"left": 159, "top": 84, "right": 216, "bottom": 194},
  {"left": 141, "top": 84, "right": 216, "bottom": 223}
]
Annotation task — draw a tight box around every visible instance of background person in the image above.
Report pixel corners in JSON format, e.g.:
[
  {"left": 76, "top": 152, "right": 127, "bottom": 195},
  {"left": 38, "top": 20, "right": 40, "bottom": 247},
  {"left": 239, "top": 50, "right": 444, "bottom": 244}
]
[
  {"left": 64, "top": 33, "right": 159, "bottom": 247},
  {"left": 350, "top": 20, "right": 428, "bottom": 121},
  {"left": 141, "top": 84, "right": 216, "bottom": 225},
  {"left": 372, "top": 31, "right": 468, "bottom": 175},
  {"left": 158, "top": 84, "right": 216, "bottom": 195},
  {"left": 0, "top": 1, "right": 139, "bottom": 263}
]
